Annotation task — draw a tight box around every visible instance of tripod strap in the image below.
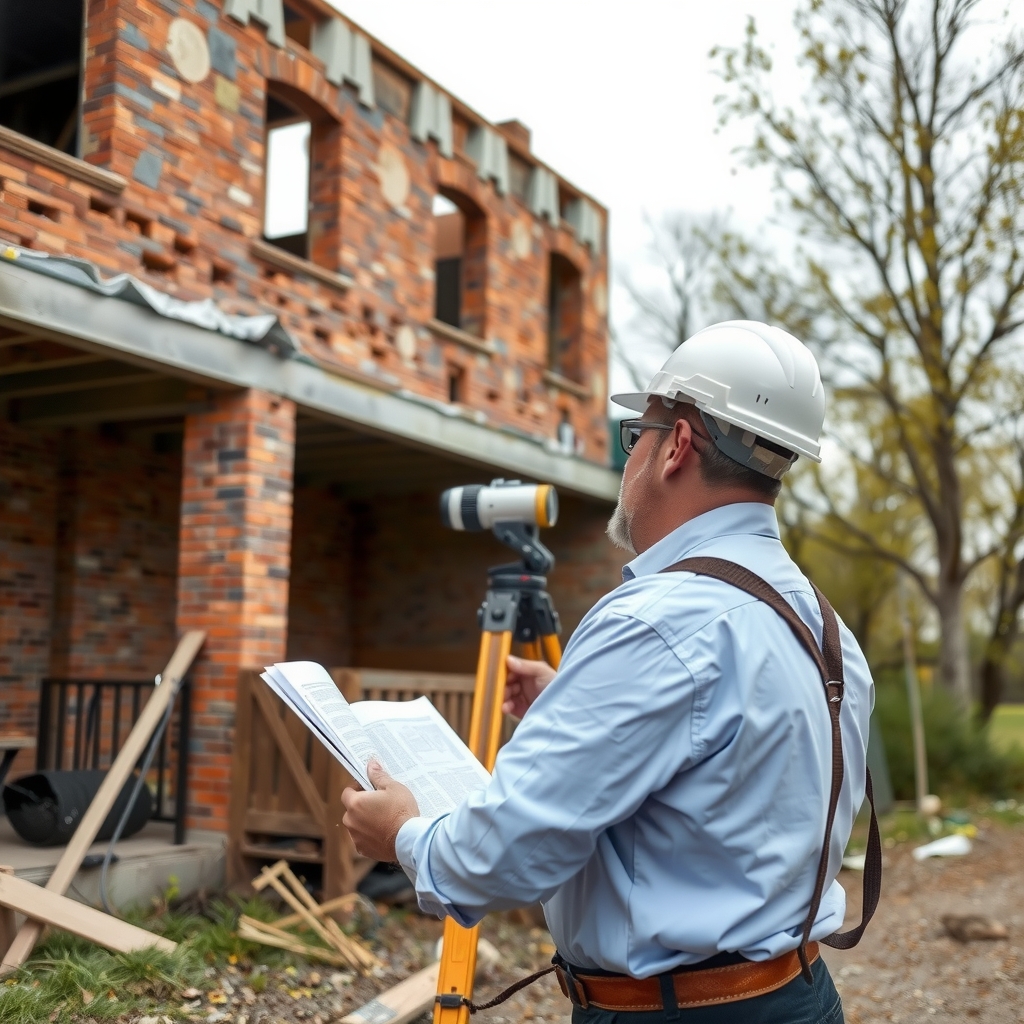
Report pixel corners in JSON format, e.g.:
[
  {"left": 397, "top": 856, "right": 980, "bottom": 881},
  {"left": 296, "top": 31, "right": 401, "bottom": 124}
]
[{"left": 660, "top": 557, "right": 881, "bottom": 980}]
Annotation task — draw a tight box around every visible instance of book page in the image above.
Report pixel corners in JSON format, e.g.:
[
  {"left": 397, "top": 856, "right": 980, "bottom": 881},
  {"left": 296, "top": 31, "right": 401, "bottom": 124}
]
[
  {"left": 352, "top": 697, "right": 491, "bottom": 818},
  {"left": 262, "top": 662, "right": 375, "bottom": 789}
]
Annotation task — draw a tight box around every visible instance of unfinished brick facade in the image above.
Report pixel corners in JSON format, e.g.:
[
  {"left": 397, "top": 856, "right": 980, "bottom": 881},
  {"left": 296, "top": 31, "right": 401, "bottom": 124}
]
[{"left": 0, "top": 0, "right": 623, "bottom": 832}]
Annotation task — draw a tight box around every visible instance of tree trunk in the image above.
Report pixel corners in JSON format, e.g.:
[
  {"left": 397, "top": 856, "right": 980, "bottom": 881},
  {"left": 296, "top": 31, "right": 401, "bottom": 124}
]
[
  {"left": 979, "top": 655, "right": 1003, "bottom": 724},
  {"left": 936, "top": 583, "right": 972, "bottom": 708}
]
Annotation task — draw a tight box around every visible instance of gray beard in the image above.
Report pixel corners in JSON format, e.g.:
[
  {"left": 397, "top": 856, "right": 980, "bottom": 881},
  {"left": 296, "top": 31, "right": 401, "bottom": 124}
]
[{"left": 606, "top": 477, "right": 636, "bottom": 554}]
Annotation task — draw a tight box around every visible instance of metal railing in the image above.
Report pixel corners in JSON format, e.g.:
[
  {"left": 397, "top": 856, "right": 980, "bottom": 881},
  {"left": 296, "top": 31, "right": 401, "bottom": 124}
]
[{"left": 35, "top": 678, "right": 191, "bottom": 844}]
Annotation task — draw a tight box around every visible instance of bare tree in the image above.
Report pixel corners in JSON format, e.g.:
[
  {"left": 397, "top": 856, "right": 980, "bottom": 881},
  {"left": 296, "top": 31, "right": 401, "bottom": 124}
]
[
  {"left": 613, "top": 213, "right": 724, "bottom": 389},
  {"left": 713, "top": 0, "right": 1024, "bottom": 706}
]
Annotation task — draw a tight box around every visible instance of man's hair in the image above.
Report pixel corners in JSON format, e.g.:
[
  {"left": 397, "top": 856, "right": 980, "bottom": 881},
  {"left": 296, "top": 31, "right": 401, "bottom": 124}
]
[{"left": 663, "top": 403, "right": 786, "bottom": 499}]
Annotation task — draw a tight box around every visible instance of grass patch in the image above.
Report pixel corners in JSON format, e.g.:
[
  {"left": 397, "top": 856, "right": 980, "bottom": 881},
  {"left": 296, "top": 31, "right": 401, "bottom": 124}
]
[
  {"left": 989, "top": 704, "right": 1024, "bottom": 753},
  {"left": 1, "top": 895, "right": 306, "bottom": 1024},
  {"left": 873, "top": 674, "right": 1024, "bottom": 800}
]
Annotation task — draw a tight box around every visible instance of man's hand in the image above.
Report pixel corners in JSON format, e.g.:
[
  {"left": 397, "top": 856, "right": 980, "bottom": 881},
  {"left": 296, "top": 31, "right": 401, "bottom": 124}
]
[
  {"left": 502, "top": 655, "right": 557, "bottom": 718},
  {"left": 341, "top": 761, "right": 420, "bottom": 862}
]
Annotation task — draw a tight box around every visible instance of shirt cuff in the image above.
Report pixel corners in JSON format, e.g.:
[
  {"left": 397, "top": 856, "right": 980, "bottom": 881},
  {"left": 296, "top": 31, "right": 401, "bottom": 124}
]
[
  {"left": 395, "top": 814, "right": 461, "bottom": 921},
  {"left": 395, "top": 815, "right": 434, "bottom": 882}
]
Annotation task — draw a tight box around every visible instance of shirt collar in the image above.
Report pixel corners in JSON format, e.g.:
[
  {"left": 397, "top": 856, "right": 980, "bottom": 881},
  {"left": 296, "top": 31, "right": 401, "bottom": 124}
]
[{"left": 621, "top": 502, "right": 781, "bottom": 582}]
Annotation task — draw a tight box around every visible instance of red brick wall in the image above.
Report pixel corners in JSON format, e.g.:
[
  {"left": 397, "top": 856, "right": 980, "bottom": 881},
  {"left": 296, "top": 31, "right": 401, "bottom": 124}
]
[
  {"left": 0, "top": 0, "right": 611, "bottom": 463},
  {"left": 285, "top": 482, "right": 353, "bottom": 666},
  {"left": 47, "top": 424, "right": 182, "bottom": 679},
  {"left": 0, "top": 422, "right": 58, "bottom": 772},
  {"left": 176, "top": 389, "right": 295, "bottom": 829}
]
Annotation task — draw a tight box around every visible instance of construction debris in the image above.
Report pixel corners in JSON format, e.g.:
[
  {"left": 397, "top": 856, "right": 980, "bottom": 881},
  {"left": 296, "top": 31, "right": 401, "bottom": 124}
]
[
  {"left": 0, "top": 871, "right": 176, "bottom": 963},
  {"left": 0, "top": 632, "right": 204, "bottom": 974},
  {"left": 243, "top": 860, "right": 377, "bottom": 973},
  {"left": 342, "top": 937, "right": 501, "bottom": 1024}
]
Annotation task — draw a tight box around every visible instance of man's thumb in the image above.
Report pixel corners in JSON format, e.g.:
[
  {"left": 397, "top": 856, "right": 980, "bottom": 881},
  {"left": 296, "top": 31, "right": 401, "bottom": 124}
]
[{"left": 367, "top": 759, "right": 391, "bottom": 786}]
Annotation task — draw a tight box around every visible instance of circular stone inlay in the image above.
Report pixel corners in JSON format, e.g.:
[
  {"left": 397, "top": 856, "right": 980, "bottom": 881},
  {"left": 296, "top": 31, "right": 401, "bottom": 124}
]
[
  {"left": 167, "top": 19, "right": 211, "bottom": 84},
  {"left": 376, "top": 142, "right": 411, "bottom": 209}
]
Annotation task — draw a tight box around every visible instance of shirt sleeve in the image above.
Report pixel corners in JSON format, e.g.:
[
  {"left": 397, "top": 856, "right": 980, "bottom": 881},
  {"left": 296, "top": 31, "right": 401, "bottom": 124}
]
[{"left": 395, "top": 610, "right": 701, "bottom": 926}]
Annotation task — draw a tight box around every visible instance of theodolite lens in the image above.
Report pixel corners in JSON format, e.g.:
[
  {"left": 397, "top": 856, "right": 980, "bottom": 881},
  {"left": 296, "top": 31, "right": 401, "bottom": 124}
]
[{"left": 440, "top": 481, "right": 558, "bottom": 531}]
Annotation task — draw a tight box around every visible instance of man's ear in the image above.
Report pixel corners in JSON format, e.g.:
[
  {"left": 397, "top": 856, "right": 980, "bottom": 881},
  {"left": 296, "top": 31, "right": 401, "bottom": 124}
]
[{"left": 659, "top": 417, "right": 694, "bottom": 482}]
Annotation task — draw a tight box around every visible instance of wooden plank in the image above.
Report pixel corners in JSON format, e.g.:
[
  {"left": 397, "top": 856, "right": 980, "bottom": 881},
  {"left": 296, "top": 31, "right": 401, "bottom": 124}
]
[
  {"left": 0, "top": 869, "right": 13, "bottom": 955},
  {"left": 341, "top": 963, "right": 440, "bottom": 1024},
  {"left": 273, "top": 893, "right": 360, "bottom": 930},
  {"left": 278, "top": 863, "right": 374, "bottom": 970},
  {"left": 0, "top": 873, "right": 175, "bottom": 965},
  {"left": 1, "top": 631, "right": 204, "bottom": 972},
  {"left": 227, "top": 671, "right": 257, "bottom": 891},
  {"left": 252, "top": 863, "right": 360, "bottom": 966},
  {"left": 251, "top": 681, "right": 327, "bottom": 828},
  {"left": 340, "top": 939, "right": 500, "bottom": 1024},
  {"left": 244, "top": 808, "right": 322, "bottom": 837},
  {"left": 0, "top": 737, "right": 35, "bottom": 749},
  {"left": 237, "top": 917, "right": 353, "bottom": 967}
]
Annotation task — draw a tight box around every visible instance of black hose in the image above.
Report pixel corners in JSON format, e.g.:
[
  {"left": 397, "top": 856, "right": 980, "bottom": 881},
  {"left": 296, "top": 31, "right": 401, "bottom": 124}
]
[{"left": 99, "top": 680, "right": 179, "bottom": 916}]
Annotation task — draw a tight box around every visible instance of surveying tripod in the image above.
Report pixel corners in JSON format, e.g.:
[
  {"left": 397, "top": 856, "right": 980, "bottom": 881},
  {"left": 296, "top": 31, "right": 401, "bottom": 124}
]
[{"left": 434, "top": 520, "right": 562, "bottom": 1024}]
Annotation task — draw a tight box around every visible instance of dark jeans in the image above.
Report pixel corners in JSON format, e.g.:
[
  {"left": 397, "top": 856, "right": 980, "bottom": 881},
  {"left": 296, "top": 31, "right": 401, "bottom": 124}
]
[{"left": 570, "top": 957, "right": 843, "bottom": 1024}]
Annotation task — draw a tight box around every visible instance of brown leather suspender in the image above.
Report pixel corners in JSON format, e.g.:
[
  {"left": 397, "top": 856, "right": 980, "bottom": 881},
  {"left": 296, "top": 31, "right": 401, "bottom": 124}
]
[{"left": 661, "top": 556, "right": 882, "bottom": 982}]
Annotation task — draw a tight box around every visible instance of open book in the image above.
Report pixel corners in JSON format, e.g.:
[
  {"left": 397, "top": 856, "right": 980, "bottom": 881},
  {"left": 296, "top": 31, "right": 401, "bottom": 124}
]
[{"left": 260, "top": 662, "right": 491, "bottom": 818}]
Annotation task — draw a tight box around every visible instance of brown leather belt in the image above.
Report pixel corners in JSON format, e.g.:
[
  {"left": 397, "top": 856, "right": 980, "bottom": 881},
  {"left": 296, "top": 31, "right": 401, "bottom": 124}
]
[{"left": 553, "top": 943, "right": 819, "bottom": 1012}]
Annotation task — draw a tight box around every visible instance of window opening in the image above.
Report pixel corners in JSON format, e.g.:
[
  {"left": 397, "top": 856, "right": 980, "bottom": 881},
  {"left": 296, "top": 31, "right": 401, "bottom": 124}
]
[
  {"left": 434, "top": 194, "right": 463, "bottom": 329},
  {"left": 0, "top": 0, "right": 83, "bottom": 154},
  {"left": 447, "top": 364, "right": 465, "bottom": 404},
  {"left": 283, "top": 4, "right": 313, "bottom": 48},
  {"left": 433, "top": 191, "right": 487, "bottom": 337},
  {"left": 547, "top": 253, "right": 583, "bottom": 381},
  {"left": 264, "top": 94, "right": 311, "bottom": 259},
  {"left": 557, "top": 410, "right": 576, "bottom": 453}
]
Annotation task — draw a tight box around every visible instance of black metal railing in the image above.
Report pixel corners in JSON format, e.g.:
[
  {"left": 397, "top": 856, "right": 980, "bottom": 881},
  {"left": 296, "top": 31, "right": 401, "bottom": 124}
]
[{"left": 35, "top": 678, "right": 191, "bottom": 844}]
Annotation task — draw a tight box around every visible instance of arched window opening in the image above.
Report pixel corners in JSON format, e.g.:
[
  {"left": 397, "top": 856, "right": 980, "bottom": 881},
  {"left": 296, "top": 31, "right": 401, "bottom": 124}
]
[
  {"left": 547, "top": 253, "right": 583, "bottom": 381},
  {"left": 264, "top": 93, "right": 311, "bottom": 258},
  {"left": 433, "top": 190, "right": 487, "bottom": 338},
  {"left": 263, "top": 84, "right": 343, "bottom": 270},
  {"left": 0, "top": 0, "right": 83, "bottom": 155}
]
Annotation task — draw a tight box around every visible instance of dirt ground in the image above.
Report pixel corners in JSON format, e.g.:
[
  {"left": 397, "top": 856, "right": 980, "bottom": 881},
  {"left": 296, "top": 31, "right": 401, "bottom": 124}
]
[{"left": 199, "top": 821, "right": 1023, "bottom": 1024}]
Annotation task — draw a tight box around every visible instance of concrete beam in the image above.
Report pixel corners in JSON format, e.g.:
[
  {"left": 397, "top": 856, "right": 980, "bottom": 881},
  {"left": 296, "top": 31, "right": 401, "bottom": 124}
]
[{"left": 0, "top": 259, "right": 620, "bottom": 503}]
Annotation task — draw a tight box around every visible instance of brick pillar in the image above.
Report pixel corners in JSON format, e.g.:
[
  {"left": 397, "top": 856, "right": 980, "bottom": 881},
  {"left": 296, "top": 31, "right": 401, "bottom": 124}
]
[{"left": 176, "top": 389, "right": 295, "bottom": 831}]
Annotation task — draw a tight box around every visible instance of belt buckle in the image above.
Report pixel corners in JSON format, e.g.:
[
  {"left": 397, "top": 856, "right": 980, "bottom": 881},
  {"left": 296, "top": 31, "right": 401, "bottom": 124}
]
[{"left": 554, "top": 960, "right": 590, "bottom": 1010}]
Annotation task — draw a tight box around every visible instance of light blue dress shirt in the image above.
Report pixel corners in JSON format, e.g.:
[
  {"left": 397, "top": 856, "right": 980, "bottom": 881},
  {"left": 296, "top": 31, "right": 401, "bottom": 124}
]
[{"left": 396, "top": 502, "right": 873, "bottom": 977}]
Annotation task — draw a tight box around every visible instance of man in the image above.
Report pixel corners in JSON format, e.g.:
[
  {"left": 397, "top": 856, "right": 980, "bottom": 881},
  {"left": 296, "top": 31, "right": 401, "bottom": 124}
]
[{"left": 344, "top": 321, "right": 874, "bottom": 1023}]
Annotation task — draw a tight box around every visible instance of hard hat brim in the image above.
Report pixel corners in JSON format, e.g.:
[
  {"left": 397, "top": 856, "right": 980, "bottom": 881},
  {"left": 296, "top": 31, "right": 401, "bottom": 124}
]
[{"left": 609, "top": 391, "right": 654, "bottom": 413}]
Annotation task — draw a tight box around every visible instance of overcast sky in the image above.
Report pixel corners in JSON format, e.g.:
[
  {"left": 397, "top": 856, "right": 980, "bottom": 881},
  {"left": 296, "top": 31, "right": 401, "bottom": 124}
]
[{"left": 327, "top": 0, "right": 805, "bottom": 392}]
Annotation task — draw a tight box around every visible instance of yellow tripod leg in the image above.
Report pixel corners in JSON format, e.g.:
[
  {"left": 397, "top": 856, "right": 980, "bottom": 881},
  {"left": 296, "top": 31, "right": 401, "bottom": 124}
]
[
  {"left": 434, "top": 628, "right": 512, "bottom": 1024},
  {"left": 434, "top": 628, "right": 563, "bottom": 1022}
]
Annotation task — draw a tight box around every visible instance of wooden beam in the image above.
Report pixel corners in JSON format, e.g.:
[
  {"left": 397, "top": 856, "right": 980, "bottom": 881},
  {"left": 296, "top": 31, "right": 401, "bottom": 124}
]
[
  {"left": 0, "top": 631, "right": 205, "bottom": 973},
  {"left": 0, "top": 873, "right": 176, "bottom": 964},
  {"left": 340, "top": 938, "right": 499, "bottom": 1024},
  {"left": 0, "top": 361, "right": 160, "bottom": 399},
  {"left": 341, "top": 963, "right": 441, "bottom": 1024},
  {"left": 250, "top": 684, "right": 329, "bottom": 828},
  {"left": 0, "top": 334, "right": 38, "bottom": 349},
  {"left": 0, "top": 354, "right": 103, "bottom": 377}
]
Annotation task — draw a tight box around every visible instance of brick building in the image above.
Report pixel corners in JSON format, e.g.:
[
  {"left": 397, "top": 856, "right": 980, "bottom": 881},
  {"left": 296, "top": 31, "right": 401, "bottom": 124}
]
[{"left": 0, "top": 0, "right": 622, "bottom": 832}]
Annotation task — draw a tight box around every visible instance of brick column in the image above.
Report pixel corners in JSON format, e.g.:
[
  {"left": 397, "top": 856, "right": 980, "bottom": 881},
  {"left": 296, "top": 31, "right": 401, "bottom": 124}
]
[{"left": 176, "top": 389, "right": 295, "bottom": 831}]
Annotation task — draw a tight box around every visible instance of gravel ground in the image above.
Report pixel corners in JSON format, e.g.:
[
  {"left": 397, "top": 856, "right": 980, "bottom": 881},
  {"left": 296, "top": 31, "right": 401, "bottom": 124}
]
[
  {"left": 180, "top": 821, "right": 1023, "bottom": 1024},
  {"left": 826, "top": 821, "right": 1023, "bottom": 1024}
]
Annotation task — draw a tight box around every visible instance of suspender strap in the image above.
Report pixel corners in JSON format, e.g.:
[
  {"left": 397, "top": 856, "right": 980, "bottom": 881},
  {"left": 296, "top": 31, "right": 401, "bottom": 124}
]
[{"left": 660, "top": 556, "right": 881, "bottom": 981}]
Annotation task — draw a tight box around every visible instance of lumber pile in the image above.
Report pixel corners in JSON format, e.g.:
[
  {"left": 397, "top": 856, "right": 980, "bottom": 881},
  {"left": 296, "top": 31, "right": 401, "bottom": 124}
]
[{"left": 238, "top": 860, "right": 377, "bottom": 972}]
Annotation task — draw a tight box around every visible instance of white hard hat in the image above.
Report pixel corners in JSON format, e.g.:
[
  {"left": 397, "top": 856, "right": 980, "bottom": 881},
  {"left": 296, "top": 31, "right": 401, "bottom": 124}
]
[{"left": 611, "top": 320, "right": 825, "bottom": 479}]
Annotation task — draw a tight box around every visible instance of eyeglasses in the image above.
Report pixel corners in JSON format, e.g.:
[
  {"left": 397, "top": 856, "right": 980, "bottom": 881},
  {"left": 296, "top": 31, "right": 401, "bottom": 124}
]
[{"left": 619, "top": 418, "right": 674, "bottom": 456}]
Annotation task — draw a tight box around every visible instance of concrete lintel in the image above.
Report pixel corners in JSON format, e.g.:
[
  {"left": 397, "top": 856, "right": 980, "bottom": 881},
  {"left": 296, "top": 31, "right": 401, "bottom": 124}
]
[{"left": 0, "top": 259, "right": 621, "bottom": 503}]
